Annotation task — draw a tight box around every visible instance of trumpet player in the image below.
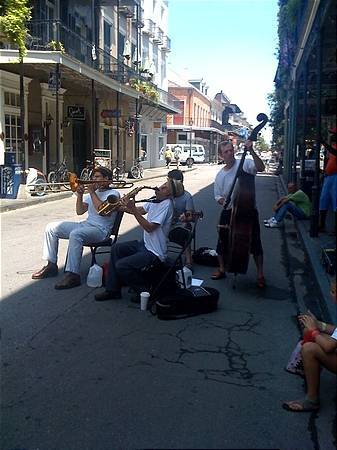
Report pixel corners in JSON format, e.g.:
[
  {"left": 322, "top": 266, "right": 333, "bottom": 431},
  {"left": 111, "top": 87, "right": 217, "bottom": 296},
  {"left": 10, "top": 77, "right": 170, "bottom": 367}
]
[
  {"left": 95, "top": 178, "right": 184, "bottom": 302},
  {"left": 32, "top": 167, "right": 120, "bottom": 289}
]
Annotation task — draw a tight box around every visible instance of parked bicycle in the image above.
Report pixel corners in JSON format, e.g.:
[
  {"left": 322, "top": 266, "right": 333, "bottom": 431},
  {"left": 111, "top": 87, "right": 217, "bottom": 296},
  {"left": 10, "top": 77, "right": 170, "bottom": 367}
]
[
  {"left": 47, "top": 158, "right": 70, "bottom": 190},
  {"left": 112, "top": 160, "right": 126, "bottom": 181},
  {"left": 80, "top": 159, "right": 94, "bottom": 181},
  {"left": 129, "top": 157, "right": 144, "bottom": 179}
]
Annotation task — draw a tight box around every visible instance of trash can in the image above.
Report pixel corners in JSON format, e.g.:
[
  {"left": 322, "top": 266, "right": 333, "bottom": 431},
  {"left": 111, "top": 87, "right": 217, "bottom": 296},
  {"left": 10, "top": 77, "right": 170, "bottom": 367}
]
[{"left": 0, "top": 164, "right": 22, "bottom": 199}]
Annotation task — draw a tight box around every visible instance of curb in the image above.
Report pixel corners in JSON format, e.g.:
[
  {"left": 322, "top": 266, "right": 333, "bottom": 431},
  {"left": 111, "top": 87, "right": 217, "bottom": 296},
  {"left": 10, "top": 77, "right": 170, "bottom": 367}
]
[{"left": 278, "top": 175, "right": 335, "bottom": 322}]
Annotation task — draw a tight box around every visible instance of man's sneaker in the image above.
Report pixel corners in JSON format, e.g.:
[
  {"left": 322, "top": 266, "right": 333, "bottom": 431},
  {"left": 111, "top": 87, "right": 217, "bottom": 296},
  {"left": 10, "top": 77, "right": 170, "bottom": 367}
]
[
  {"left": 263, "top": 217, "right": 275, "bottom": 225},
  {"left": 264, "top": 217, "right": 281, "bottom": 228}
]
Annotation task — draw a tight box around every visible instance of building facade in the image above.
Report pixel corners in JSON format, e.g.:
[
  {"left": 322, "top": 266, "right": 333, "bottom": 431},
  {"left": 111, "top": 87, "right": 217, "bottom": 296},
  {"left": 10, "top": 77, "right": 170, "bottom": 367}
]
[
  {"left": 275, "top": 0, "right": 336, "bottom": 236},
  {"left": 0, "top": 0, "right": 179, "bottom": 185}
]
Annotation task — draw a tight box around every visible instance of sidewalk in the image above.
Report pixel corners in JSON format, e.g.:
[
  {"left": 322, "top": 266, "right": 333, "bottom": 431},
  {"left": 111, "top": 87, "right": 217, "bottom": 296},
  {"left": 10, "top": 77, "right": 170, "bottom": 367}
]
[
  {"left": 278, "top": 176, "right": 336, "bottom": 322},
  {"left": 0, "top": 165, "right": 190, "bottom": 214}
]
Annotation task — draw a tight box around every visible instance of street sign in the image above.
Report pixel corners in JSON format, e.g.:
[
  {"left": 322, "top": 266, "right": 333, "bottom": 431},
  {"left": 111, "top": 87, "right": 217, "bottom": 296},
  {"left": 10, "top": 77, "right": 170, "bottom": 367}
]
[
  {"left": 67, "top": 106, "right": 85, "bottom": 120},
  {"left": 48, "top": 71, "right": 60, "bottom": 91}
]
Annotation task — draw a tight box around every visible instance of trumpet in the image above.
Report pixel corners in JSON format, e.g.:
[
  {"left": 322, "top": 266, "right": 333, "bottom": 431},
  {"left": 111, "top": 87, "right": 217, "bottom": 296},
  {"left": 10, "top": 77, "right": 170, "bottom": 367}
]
[
  {"left": 98, "top": 185, "right": 158, "bottom": 217},
  {"left": 68, "top": 172, "right": 134, "bottom": 192}
]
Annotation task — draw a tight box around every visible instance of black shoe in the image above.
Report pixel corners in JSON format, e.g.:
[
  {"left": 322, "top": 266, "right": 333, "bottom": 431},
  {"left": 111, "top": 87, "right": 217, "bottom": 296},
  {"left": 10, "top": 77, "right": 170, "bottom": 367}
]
[
  {"left": 54, "top": 272, "right": 81, "bottom": 290},
  {"left": 95, "top": 290, "right": 121, "bottom": 302}
]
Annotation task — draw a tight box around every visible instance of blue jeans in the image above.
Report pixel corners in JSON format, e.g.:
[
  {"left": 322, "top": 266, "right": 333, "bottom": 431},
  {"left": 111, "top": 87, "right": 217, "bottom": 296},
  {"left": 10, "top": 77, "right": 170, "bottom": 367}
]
[
  {"left": 274, "top": 202, "right": 308, "bottom": 223},
  {"left": 106, "top": 240, "right": 158, "bottom": 293}
]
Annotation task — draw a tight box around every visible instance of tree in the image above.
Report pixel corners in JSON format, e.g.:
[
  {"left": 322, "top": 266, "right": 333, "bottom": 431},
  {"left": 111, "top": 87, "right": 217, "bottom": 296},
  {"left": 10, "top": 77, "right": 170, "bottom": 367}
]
[
  {"left": 0, "top": 0, "right": 31, "bottom": 61},
  {"left": 255, "top": 135, "right": 269, "bottom": 153}
]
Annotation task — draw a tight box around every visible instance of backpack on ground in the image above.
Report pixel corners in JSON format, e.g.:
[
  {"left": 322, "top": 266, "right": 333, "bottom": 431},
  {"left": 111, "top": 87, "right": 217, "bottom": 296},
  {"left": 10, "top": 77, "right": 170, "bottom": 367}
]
[
  {"left": 192, "top": 247, "right": 219, "bottom": 267},
  {"left": 152, "top": 285, "right": 219, "bottom": 320}
]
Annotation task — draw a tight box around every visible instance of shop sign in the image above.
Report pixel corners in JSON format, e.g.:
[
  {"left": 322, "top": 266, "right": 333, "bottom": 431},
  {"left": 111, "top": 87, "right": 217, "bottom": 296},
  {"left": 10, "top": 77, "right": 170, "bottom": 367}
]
[
  {"left": 67, "top": 106, "right": 85, "bottom": 120},
  {"left": 101, "top": 109, "right": 121, "bottom": 118}
]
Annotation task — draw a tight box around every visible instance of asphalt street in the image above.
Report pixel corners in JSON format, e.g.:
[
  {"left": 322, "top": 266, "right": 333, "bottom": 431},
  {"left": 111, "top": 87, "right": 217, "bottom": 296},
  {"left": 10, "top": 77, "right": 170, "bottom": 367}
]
[{"left": 1, "top": 165, "right": 336, "bottom": 450}]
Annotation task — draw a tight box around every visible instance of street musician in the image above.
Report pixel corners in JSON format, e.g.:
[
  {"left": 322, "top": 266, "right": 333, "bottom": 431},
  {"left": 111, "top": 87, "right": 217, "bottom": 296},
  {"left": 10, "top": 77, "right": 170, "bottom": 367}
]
[
  {"left": 32, "top": 167, "right": 120, "bottom": 289},
  {"left": 94, "top": 178, "right": 184, "bottom": 303}
]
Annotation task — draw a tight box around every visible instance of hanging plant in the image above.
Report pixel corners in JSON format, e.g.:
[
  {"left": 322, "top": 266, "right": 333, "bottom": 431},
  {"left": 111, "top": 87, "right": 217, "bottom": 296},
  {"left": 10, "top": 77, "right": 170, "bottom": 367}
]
[{"left": 0, "top": 0, "right": 31, "bottom": 61}]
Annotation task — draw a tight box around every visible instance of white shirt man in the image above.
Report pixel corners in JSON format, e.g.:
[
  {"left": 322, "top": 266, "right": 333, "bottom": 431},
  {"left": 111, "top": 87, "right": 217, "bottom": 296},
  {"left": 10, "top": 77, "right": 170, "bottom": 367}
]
[{"left": 32, "top": 168, "right": 120, "bottom": 289}]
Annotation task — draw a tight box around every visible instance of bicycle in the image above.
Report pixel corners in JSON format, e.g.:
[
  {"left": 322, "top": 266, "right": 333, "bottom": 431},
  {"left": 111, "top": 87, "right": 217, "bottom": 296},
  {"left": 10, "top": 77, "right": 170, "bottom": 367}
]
[
  {"left": 129, "top": 157, "right": 144, "bottom": 179},
  {"left": 112, "top": 160, "right": 126, "bottom": 181},
  {"left": 80, "top": 160, "right": 94, "bottom": 181},
  {"left": 47, "top": 158, "right": 70, "bottom": 190}
]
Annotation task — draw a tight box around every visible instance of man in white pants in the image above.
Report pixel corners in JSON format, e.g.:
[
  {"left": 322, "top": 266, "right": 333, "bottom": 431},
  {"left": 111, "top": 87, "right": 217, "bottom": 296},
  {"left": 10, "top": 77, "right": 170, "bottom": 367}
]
[{"left": 32, "top": 167, "right": 120, "bottom": 289}]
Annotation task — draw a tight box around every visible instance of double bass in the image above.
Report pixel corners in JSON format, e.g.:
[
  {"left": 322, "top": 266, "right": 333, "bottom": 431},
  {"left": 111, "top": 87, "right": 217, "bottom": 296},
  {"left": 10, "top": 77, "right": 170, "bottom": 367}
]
[{"left": 221, "top": 113, "right": 268, "bottom": 275}]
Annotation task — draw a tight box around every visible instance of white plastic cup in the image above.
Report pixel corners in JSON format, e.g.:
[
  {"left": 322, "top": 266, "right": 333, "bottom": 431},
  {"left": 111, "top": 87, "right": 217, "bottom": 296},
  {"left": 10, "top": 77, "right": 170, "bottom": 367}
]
[{"left": 140, "top": 291, "right": 150, "bottom": 311}]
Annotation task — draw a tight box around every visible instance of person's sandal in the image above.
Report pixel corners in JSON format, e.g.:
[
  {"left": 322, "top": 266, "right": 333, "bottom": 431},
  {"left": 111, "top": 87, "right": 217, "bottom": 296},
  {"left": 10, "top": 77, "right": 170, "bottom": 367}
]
[
  {"left": 257, "top": 276, "right": 266, "bottom": 288},
  {"left": 282, "top": 397, "right": 320, "bottom": 412},
  {"left": 211, "top": 269, "right": 226, "bottom": 280}
]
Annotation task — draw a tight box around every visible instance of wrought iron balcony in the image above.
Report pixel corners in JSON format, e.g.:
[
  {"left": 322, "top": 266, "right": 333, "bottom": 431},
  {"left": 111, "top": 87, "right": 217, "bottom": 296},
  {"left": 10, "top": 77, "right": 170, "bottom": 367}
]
[
  {"left": 153, "top": 27, "right": 164, "bottom": 44},
  {"left": 131, "top": 6, "right": 145, "bottom": 27},
  {"left": 161, "top": 35, "right": 171, "bottom": 52},
  {"left": 25, "top": 19, "right": 149, "bottom": 86},
  {"left": 142, "top": 19, "right": 155, "bottom": 37}
]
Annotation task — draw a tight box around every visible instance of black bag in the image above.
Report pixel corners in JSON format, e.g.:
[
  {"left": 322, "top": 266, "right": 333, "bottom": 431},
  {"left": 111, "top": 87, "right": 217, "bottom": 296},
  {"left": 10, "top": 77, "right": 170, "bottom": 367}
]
[
  {"left": 153, "top": 286, "right": 219, "bottom": 320},
  {"left": 192, "top": 247, "right": 219, "bottom": 267}
]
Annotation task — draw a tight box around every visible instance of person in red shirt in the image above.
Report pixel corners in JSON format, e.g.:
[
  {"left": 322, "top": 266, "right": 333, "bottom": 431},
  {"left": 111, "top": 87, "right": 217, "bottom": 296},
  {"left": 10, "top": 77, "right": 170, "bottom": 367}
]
[{"left": 319, "top": 127, "right": 337, "bottom": 232}]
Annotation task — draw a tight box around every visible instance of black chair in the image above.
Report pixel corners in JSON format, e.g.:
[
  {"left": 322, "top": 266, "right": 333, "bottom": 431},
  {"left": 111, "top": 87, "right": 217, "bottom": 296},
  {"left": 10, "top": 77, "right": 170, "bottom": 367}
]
[
  {"left": 85, "top": 210, "right": 124, "bottom": 266},
  {"left": 146, "top": 225, "right": 194, "bottom": 300},
  {"left": 63, "top": 211, "right": 124, "bottom": 270}
]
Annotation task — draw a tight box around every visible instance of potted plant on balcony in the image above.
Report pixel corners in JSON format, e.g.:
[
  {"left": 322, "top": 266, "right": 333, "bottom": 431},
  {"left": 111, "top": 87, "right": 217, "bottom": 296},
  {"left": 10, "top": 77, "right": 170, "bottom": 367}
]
[
  {"left": 47, "top": 40, "right": 65, "bottom": 53},
  {"left": 0, "top": 0, "right": 31, "bottom": 60}
]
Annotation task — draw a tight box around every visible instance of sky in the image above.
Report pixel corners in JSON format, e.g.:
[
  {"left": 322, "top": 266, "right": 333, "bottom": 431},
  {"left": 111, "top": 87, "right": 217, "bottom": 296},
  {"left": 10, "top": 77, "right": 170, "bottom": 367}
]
[{"left": 167, "top": 0, "right": 279, "bottom": 144}]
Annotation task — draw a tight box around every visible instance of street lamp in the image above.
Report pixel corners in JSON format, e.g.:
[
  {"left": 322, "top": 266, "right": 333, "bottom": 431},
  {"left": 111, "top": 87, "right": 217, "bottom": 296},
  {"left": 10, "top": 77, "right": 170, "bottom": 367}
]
[{"left": 188, "top": 118, "right": 193, "bottom": 167}]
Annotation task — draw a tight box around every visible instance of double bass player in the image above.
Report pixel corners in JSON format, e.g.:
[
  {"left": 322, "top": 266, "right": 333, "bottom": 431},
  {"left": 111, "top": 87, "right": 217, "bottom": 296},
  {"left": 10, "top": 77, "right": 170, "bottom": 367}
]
[{"left": 212, "top": 139, "right": 266, "bottom": 288}]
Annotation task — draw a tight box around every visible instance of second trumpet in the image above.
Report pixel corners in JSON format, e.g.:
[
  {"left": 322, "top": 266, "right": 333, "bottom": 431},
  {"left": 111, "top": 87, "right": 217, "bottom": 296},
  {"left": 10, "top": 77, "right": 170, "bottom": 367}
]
[{"left": 98, "top": 186, "right": 157, "bottom": 216}]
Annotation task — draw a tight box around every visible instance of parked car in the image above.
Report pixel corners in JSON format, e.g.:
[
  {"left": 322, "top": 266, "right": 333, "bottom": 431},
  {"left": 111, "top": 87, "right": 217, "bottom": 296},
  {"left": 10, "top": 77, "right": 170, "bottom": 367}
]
[{"left": 165, "top": 144, "right": 206, "bottom": 165}]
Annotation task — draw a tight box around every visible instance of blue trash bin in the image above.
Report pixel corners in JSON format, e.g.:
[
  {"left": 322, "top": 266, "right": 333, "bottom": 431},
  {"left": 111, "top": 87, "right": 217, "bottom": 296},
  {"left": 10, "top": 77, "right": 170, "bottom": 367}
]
[{"left": 0, "top": 164, "right": 22, "bottom": 199}]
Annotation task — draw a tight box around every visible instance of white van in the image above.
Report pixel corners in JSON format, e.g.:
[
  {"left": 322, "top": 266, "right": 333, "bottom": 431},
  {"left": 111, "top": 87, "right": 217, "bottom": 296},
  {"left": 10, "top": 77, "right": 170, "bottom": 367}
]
[{"left": 166, "top": 144, "right": 206, "bottom": 165}]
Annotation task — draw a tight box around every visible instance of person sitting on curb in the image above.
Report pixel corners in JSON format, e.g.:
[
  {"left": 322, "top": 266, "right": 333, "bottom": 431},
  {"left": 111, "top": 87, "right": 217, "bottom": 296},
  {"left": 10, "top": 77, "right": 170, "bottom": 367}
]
[
  {"left": 94, "top": 178, "right": 184, "bottom": 302},
  {"left": 283, "top": 281, "right": 337, "bottom": 412},
  {"left": 167, "top": 169, "right": 195, "bottom": 270},
  {"left": 264, "top": 182, "right": 311, "bottom": 228},
  {"left": 32, "top": 167, "right": 120, "bottom": 289}
]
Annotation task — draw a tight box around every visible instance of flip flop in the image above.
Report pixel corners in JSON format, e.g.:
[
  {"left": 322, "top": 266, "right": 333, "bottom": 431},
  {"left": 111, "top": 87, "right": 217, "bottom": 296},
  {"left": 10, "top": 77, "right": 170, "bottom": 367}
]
[
  {"left": 211, "top": 270, "right": 226, "bottom": 280},
  {"left": 282, "top": 397, "right": 320, "bottom": 412}
]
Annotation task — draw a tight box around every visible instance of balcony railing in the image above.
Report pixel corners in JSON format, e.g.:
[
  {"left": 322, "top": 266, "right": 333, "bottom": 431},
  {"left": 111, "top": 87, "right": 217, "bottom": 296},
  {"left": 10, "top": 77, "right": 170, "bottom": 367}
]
[
  {"left": 152, "top": 27, "right": 163, "bottom": 44},
  {"left": 21, "top": 20, "right": 178, "bottom": 111},
  {"left": 131, "top": 6, "right": 145, "bottom": 27},
  {"left": 25, "top": 20, "right": 150, "bottom": 85},
  {"left": 143, "top": 19, "right": 155, "bottom": 37}
]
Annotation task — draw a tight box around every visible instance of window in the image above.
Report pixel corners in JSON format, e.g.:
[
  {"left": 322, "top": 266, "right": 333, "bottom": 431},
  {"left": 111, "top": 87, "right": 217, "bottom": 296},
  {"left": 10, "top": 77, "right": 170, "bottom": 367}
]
[
  {"left": 4, "top": 91, "right": 20, "bottom": 107},
  {"left": 103, "top": 128, "right": 111, "bottom": 149},
  {"left": 178, "top": 133, "right": 187, "bottom": 142},
  {"left": 5, "top": 113, "right": 22, "bottom": 161}
]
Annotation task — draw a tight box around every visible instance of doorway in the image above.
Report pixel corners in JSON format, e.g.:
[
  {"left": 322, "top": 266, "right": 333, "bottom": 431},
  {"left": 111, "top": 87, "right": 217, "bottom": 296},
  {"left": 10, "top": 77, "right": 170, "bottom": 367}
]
[{"left": 73, "top": 120, "right": 86, "bottom": 174}]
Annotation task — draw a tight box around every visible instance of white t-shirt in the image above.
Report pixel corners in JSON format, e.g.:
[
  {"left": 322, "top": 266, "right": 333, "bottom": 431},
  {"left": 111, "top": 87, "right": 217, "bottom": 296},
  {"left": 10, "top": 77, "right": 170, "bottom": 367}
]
[
  {"left": 83, "top": 188, "right": 120, "bottom": 236},
  {"left": 142, "top": 199, "right": 173, "bottom": 261},
  {"left": 214, "top": 158, "right": 257, "bottom": 209}
]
